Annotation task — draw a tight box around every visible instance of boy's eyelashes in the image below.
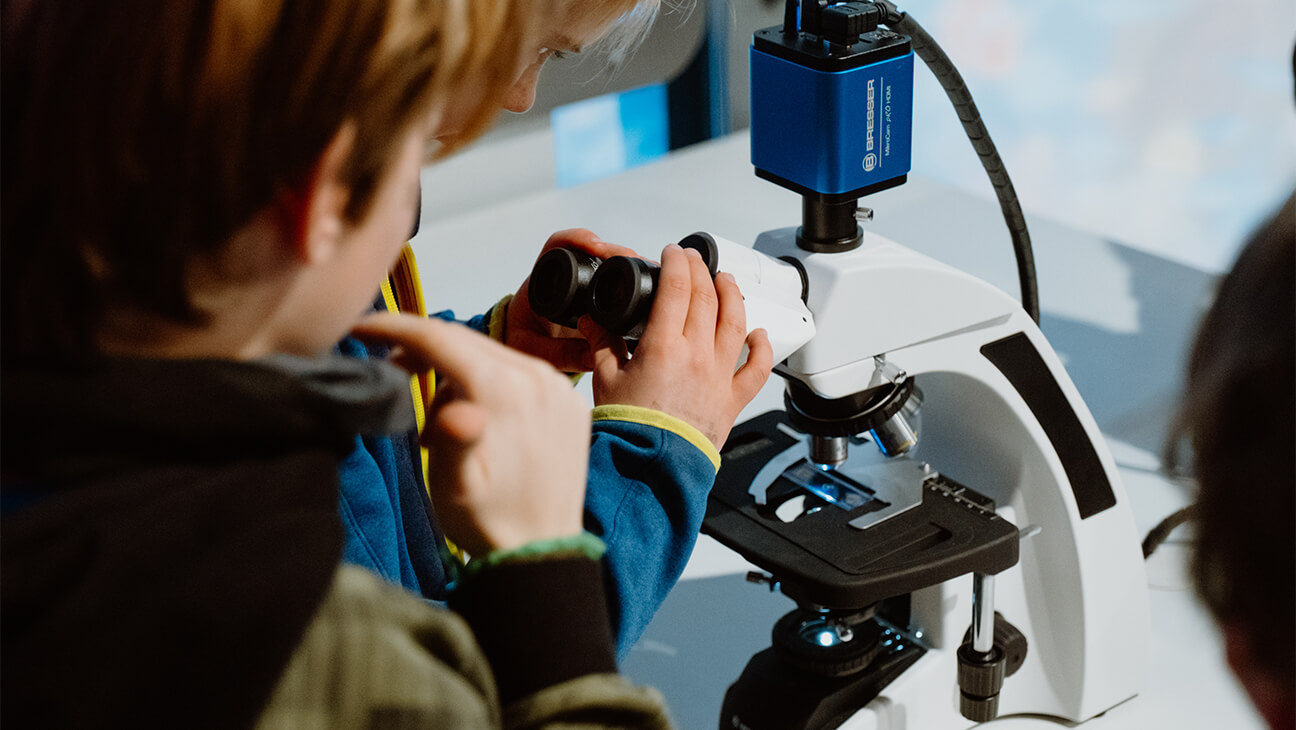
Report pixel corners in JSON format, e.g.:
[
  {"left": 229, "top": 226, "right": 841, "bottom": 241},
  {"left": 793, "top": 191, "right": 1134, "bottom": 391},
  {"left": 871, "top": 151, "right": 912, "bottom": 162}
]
[{"left": 538, "top": 47, "right": 574, "bottom": 62}]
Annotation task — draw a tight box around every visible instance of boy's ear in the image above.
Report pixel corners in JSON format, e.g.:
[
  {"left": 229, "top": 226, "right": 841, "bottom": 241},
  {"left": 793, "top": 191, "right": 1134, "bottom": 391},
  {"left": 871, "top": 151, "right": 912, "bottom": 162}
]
[{"left": 284, "top": 124, "right": 357, "bottom": 264}]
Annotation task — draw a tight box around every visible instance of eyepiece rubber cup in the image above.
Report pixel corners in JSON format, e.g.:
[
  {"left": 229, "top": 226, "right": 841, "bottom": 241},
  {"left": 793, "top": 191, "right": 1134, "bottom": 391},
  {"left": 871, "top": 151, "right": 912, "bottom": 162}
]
[
  {"left": 528, "top": 248, "right": 601, "bottom": 328},
  {"left": 590, "top": 256, "right": 658, "bottom": 339}
]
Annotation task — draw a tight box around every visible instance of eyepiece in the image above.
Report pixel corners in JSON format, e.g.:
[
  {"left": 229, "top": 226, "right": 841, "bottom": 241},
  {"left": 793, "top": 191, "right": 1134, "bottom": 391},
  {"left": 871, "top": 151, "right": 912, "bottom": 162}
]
[
  {"left": 677, "top": 232, "right": 720, "bottom": 277},
  {"left": 527, "top": 248, "right": 601, "bottom": 328},
  {"left": 590, "top": 256, "right": 658, "bottom": 339},
  {"left": 530, "top": 232, "right": 722, "bottom": 338}
]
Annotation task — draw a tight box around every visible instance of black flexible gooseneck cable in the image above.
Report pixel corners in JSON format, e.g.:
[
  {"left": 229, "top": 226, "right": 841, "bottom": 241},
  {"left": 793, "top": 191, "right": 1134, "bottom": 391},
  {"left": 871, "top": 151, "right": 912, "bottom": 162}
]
[{"left": 876, "top": 1, "right": 1039, "bottom": 323}]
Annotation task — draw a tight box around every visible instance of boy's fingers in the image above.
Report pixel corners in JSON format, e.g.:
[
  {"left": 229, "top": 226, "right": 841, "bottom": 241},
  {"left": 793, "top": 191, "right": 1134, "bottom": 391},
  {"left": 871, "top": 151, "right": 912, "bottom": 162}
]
[
  {"left": 541, "top": 228, "right": 601, "bottom": 253},
  {"left": 733, "top": 329, "right": 774, "bottom": 399},
  {"left": 587, "top": 241, "right": 641, "bottom": 261},
  {"left": 541, "top": 228, "right": 639, "bottom": 262},
  {"left": 577, "top": 315, "right": 625, "bottom": 380},
  {"left": 426, "top": 399, "right": 487, "bottom": 446},
  {"left": 712, "top": 272, "right": 748, "bottom": 359},
  {"left": 511, "top": 330, "right": 595, "bottom": 373},
  {"left": 642, "top": 244, "right": 691, "bottom": 341},
  {"left": 385, "top": 346, "right": 419, "bottom": 375},
  {"left": 681, "top": 248, "right": 719, "bottom": 346},
  {"left": 350, "top": 313, "right": 504, "bottom": 393}
]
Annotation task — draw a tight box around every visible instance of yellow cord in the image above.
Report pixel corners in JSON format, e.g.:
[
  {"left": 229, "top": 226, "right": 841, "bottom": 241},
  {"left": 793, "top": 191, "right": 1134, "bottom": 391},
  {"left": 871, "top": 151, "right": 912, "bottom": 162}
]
[{"left": 386, "top": 245, "right": 465, "bottom": 565}]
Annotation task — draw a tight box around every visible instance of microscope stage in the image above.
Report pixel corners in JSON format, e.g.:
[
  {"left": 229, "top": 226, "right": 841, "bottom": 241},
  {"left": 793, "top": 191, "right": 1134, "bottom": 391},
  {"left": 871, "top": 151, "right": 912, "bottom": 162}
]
[{"left": 703, "top": 410, "right": 1020, "bottom": 609}]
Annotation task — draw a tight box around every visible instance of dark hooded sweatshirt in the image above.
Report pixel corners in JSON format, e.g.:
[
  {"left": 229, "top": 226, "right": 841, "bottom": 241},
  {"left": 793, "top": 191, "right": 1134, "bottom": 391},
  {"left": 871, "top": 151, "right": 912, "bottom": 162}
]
[
  {"left": 1, "top": 355, "right": 658, "bottom": 729},
  {"left": 1, "top": 355, "right": 409, "bottom": 727}
]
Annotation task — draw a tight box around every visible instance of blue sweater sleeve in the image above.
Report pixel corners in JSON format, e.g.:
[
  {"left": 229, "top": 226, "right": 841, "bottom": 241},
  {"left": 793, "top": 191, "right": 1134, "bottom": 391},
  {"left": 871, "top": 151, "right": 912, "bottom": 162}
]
[
  {"left": 585, "top": 417, "right": 718, "bottom": 660},
  {"left": 432, "top": 308, "right": 491, "bottom": 335}
]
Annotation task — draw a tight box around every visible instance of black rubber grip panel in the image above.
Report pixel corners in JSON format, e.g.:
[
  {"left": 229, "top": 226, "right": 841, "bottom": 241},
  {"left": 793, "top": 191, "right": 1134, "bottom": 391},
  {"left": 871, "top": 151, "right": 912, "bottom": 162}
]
[{"left": 980, "top": 332, "right": 1116, "bottom": 519}]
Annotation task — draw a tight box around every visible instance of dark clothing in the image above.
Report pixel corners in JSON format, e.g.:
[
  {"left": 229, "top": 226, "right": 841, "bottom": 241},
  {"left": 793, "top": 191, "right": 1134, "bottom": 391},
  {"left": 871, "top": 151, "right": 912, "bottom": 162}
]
[
  {"left": 1, "top": 356, "right": 398, "bottom": 728},
  {"left": 1, "top": 355, "right": 664, "bottom": 728}
]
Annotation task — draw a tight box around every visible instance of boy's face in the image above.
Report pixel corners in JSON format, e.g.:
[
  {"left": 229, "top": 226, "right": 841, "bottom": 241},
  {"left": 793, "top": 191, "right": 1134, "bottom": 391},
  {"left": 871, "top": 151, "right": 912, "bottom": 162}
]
[
  {"left": 292, "top": 118, "right": 431, "bottom": 354},
  {"left": 433, "top": 2, "right": 621, "bottom": 142}
]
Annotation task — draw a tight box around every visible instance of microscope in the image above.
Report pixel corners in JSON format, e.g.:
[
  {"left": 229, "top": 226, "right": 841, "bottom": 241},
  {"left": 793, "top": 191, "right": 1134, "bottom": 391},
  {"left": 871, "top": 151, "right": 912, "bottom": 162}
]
[{"left": 530, "top": 2, "right": 1149, "bottom": 727}]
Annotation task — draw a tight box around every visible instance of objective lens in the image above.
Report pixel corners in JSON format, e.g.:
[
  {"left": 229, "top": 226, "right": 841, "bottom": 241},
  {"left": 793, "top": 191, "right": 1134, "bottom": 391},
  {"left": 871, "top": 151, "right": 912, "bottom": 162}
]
[{"left": 870, "top": 386, "right": 922, "bottom": 456}]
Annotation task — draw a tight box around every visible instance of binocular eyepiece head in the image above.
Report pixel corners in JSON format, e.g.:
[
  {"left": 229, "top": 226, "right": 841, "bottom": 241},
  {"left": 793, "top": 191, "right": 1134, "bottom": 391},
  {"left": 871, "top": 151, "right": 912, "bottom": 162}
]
[{"left": 527, "top": 232, "right": 720, "bottom": 338}]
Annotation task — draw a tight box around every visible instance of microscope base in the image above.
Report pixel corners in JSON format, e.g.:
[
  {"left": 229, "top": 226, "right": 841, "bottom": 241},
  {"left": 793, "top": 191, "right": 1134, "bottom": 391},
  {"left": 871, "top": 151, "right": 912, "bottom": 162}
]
[{"left": 720, "top": 619, "right": 925, "bottom": 730}]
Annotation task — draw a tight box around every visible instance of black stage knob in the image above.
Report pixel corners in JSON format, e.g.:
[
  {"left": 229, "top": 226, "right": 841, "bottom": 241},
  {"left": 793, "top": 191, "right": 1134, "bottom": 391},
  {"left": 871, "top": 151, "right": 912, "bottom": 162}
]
[{"left": 957, "top": 642, "right": 1006, "bottom": 722}]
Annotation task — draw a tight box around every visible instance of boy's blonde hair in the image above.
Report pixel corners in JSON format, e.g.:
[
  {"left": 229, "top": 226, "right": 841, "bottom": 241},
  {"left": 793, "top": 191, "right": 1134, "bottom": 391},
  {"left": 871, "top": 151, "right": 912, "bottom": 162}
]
[
  {"left": 586, "top": 0, "right": 662, "bottom": 66},
  {"left": 2, "top": 0, "right": 550, "bottom": 360}
]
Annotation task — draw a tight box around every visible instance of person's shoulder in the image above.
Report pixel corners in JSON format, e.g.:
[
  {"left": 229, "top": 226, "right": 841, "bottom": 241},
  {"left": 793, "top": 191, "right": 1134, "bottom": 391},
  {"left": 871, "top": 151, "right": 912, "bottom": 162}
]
[{"left": 255, "top": 565, "right": 499, "bottom": 729}]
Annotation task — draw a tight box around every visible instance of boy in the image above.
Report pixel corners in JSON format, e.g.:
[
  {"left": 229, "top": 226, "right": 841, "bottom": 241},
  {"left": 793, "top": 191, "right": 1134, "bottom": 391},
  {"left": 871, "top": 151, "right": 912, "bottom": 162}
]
[{"left": 1, "top": 1, "right": 712, "bottom": 726}]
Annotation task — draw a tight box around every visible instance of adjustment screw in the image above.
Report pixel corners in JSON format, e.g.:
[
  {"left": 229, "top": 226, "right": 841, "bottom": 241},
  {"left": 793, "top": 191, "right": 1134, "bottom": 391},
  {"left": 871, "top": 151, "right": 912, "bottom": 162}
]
[{"left": 854, "top": 207, "right": 874, "bottom": 222}]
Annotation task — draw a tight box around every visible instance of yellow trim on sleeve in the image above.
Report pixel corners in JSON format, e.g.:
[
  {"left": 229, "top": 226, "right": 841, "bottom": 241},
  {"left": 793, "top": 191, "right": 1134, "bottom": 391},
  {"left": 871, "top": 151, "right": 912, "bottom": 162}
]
[{"left": 591, "top": 404, "right": 721, "bottom": 472}]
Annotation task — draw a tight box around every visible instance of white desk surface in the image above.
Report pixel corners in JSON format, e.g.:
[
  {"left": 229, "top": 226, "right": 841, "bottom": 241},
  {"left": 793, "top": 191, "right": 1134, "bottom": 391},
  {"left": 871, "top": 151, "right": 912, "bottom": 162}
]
[{"left": 412, "top": 131, "right": 1263, "bottom": 729}]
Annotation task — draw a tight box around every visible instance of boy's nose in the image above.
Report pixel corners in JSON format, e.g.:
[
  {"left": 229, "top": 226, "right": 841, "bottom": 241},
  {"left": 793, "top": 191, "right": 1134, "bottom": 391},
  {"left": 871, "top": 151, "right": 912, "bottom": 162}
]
[{"left": 503, "top": 64, "right": 542, "bottom": 113}]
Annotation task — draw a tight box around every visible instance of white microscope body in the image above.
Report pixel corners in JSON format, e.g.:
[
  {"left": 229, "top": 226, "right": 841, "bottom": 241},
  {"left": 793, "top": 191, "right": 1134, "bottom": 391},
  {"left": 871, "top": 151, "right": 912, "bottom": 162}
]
[{"left": 703, "top": 225, "right": 1150, "bottom": 729}]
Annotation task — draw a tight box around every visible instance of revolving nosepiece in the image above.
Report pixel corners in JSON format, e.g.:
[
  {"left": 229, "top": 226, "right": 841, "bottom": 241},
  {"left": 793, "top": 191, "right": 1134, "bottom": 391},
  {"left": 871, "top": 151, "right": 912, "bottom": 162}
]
[{"left": 785, "top": 377, "right": 922, "bottom": 458}]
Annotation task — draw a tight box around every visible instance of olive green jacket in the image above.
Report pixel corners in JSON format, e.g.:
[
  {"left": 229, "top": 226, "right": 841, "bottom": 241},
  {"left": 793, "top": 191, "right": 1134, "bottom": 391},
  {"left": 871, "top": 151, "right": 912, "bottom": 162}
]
[{"left": 258, "top": 566, "right": 674, "bottom": 730}]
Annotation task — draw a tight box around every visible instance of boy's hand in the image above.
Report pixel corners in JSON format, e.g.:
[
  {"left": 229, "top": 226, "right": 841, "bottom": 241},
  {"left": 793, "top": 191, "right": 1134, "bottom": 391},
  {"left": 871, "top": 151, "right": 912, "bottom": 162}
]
[
  {"left": 351, "top": 313, "right": 591, "bottom": 556},
  {"left": 506, "top": 228, "right": 640, "bottom": 373},
  {"left": 579, "top": 244, "right": 774, "bottom": 451}
]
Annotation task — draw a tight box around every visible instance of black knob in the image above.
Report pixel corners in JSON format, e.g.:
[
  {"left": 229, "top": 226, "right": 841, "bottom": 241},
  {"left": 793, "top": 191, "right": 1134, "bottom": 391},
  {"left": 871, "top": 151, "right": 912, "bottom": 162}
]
[
  {"left": 957, "top": 642, "right": 1006, "bottom": 722},
  {"left": 961, "top": 612, "right": 1029, "bottom": 678}
]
